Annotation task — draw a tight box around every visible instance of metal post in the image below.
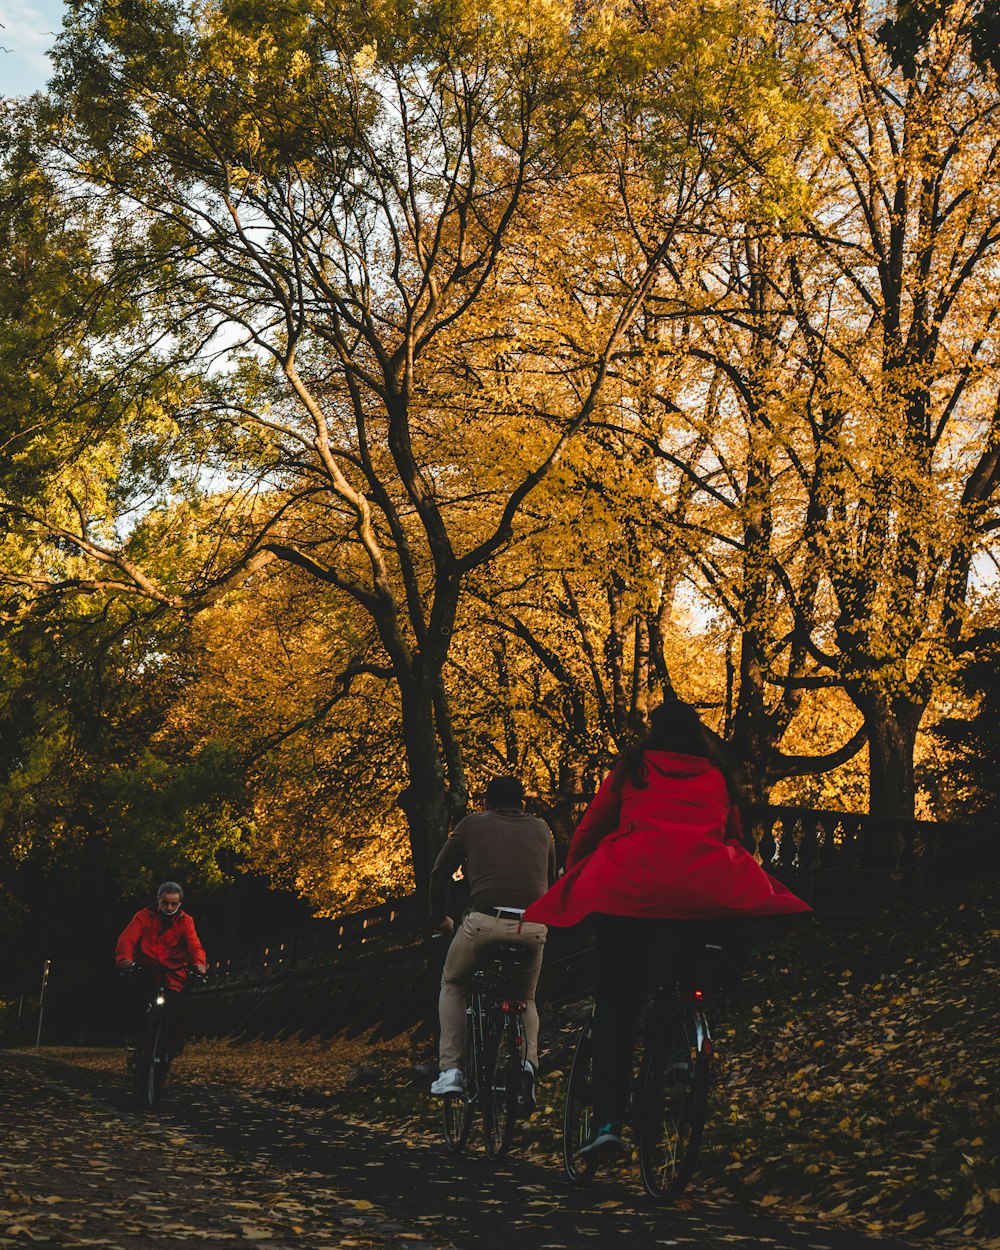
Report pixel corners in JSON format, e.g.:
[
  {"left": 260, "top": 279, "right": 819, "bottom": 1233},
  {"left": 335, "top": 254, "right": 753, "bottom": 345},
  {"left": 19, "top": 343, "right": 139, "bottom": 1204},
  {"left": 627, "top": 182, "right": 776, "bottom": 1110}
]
[
  {"left": 16, "top": 994, "right": 24, "bottom": 1032},
  {"left": 35, "top": 960, "right": 50, "bottom": 1048}
]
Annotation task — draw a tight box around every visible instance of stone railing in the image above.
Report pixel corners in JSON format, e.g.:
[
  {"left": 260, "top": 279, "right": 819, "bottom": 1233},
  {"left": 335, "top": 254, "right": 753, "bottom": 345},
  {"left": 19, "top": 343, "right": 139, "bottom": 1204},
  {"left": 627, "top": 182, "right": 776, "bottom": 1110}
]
[
  {"left": 205, "top": 805, "right": 994, "bottom": 981},
  {"left": 740, "top": 804, "right": 994, "bottom": 907}
]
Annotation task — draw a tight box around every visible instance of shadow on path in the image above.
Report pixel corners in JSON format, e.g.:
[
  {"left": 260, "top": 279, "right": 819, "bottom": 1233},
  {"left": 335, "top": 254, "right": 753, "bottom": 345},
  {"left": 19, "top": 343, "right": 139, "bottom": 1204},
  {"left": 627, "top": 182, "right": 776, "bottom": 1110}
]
[{"left": 8, "top": 1050, "right": 921, "bottom": 1250}]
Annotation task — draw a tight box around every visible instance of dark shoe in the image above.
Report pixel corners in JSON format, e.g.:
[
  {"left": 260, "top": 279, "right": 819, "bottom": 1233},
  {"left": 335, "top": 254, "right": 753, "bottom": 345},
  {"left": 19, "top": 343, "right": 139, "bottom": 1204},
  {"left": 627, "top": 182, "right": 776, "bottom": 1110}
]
[{"left": 579, "top": 1122, "right": 623, "bottom": 1160}]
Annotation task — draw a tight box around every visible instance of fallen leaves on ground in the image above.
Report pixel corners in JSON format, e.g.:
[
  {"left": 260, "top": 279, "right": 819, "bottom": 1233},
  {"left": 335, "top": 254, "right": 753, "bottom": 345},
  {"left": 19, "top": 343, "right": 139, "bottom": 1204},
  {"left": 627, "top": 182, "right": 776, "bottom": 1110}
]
[
  {"left": 0, "top": 1055, "right": 445, "bottom": 1250},
  {"left": 693, "top": 884, "right": 999, "bottom": 1250},
  {"left": 15, "top": 881, "right": 998, "bottom": 1250}
]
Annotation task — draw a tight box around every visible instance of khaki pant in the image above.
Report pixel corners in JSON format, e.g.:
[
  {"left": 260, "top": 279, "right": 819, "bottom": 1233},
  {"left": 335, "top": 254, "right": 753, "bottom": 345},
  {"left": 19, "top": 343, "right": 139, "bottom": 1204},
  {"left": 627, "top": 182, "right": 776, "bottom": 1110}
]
[{"left": 439, "top": 911, "right": 547, "bottom": 1070}]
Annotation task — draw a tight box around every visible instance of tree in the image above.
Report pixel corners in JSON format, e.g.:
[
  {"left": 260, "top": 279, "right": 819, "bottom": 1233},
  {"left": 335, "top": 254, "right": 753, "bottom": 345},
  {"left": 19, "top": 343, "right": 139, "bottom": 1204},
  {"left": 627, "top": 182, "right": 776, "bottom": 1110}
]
[
  {"left": 149, "top": 566, "right": 416, "bottom": 911},
  {"left": 772, "top": 0, "right": 1000, "bottom": 816},
  {"left": 611, "top": 0, "right": 1000, "bottom": 816},
  {"left": 3, "top": 0, "right": 767, "bottom": 899},
  {"left": 926, "top": 625, "right": 1000, "bottom": 820}
]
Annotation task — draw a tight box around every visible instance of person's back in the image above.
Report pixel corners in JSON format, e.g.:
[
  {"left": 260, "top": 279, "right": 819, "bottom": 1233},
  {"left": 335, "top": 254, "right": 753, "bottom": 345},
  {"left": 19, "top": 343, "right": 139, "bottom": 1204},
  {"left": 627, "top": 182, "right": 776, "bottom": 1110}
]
[
  {"left": 614, "top": 752, "right": 729, "bottom": 831},
  {"left": 441, "top": 806, "right": 554, "bottom": 914},
  {"left": 531, "top": 735, "right": 806, "bottom": 925}
]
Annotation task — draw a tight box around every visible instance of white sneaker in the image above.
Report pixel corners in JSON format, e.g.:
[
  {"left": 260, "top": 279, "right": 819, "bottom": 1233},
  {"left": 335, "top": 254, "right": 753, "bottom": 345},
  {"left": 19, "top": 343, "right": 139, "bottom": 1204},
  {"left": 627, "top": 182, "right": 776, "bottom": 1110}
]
[
  {"left": 520, "top": 1060, "right": 536, "bottom": 1111},
  {"left": 430, "top": 1067, "right": 465, "bottom": 1096}
]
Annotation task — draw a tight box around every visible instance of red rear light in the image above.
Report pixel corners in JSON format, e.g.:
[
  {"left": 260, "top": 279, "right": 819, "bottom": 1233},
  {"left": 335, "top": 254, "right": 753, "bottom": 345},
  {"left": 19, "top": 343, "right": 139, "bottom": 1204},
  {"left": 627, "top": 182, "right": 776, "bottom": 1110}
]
[{"left": 502, "top": 999, "right": 527, "bottom": 1015}]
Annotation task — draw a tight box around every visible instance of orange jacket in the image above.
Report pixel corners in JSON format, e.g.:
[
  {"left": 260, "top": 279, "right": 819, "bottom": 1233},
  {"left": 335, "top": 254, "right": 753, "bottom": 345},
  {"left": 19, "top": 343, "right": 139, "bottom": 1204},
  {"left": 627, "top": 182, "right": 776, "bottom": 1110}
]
[{"left": 115, "top": 907, "right": 206, "bottom": 992}]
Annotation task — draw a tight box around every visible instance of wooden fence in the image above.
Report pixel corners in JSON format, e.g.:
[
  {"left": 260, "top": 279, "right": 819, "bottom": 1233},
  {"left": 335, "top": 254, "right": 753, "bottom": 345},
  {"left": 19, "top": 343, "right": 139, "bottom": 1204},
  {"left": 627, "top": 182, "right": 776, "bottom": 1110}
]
[{"left": 208, "top": 895, "right": 420, "bottom": 980}]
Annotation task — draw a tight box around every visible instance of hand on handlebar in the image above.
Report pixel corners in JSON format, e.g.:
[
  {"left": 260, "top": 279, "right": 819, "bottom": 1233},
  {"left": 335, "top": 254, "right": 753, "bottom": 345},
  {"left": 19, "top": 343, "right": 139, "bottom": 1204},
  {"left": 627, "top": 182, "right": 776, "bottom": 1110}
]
[
  {"left": 117, "top": 960, "right": 136, "bottom": 972},
  {"left": 436, "top": 916, "right": 455, "bottom": 937}
]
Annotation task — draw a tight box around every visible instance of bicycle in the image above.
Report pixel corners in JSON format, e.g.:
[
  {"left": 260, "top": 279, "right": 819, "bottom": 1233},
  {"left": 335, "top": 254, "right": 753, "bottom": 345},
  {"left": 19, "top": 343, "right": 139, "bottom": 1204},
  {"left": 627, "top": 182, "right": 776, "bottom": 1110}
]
[
  {"left": 563, "top": 939, "right": 718, "bottom": 1200},
  {"left": 442, "top": 942, "right": 534, "bottom": 1160},
  {"left": 124, "top": 962, "right": 204, "bottom": 1111}
]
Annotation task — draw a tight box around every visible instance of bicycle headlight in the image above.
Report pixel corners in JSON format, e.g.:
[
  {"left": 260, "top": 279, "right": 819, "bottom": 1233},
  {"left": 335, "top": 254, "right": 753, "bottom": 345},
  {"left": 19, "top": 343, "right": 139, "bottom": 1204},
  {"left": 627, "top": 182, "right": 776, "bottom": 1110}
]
[{"left": 155, "top": 994, "right": 166, "bottom": 1006}]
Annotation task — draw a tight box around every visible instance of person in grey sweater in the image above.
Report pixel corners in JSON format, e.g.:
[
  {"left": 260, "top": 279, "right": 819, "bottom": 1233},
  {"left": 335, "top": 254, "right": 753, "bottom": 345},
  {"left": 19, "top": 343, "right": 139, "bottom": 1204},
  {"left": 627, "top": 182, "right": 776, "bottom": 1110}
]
[{"left": 428, "top": 776, "right": 556, "bottom": 1099}]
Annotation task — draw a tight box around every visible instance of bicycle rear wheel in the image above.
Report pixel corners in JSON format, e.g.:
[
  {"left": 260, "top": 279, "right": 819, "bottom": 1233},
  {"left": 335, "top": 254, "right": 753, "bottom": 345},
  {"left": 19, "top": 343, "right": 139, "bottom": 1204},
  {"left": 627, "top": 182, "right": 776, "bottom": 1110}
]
[
  {"left": 637, "top": 1006, "right": 710, "bottom": 1200},
  {"left": 563, "top": 1014, "right": 598, "bottom": 1185},
  {"left": 443, "top": 996, "right": 478, "bottom": 1152},
  {"left": 443, "top": 1092, "right": 474, "bottom": 1151},
  {"left": 482, "top": 1015, "right": 518, "bottom": 1160}
]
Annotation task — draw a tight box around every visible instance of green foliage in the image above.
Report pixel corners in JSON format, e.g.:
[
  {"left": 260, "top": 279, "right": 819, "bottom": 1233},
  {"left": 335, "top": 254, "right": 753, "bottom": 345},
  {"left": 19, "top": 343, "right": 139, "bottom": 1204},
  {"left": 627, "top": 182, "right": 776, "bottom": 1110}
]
[
  {"left": 100, "top": 740, "right": 250, "bottom": 889},
  {"left": 0, "top": 594, "right": 251, "bottom": 897},
  {"left": 925, "top": 628, "right": 1000, "bottom": 821},
  {"left": 0, "top": 104, "right": 104, "bottom": 503}
]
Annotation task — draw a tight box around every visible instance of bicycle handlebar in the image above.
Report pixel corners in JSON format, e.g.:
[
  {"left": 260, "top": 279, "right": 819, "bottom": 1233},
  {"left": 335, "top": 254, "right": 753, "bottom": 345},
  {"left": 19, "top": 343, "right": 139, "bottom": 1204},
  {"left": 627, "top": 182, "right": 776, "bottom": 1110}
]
[{"left": 119, "top": 962, "right": 208, "bottom": 984}]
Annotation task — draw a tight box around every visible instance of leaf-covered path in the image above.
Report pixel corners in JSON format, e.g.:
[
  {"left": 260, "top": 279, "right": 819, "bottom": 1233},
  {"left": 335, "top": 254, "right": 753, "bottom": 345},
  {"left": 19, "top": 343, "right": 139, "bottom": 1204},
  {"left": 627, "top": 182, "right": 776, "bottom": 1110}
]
[{"left": 1, "top": 1050, "right": 920, "bottom": 1250}]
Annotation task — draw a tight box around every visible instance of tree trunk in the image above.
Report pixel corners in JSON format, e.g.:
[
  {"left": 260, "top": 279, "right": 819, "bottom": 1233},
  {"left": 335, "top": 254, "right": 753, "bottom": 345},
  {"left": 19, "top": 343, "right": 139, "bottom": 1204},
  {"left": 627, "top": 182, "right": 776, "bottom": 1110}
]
[
  {"left": 396, "top": 679, "right": 453, "bottom": 912},
  {"left": 552, "top": 755, "right": 586, "bottom": 860},
  {"left": 859, "top": 694, "right": 925, "bottom": 819},
  {"left": 850, "top": 695, "right": 925, "bottom": 820},
  {"left": 729, "top": 631, "right": 773, "bottom": 803},
  {"left": 630, "top": 615, "right": 652, "bottom": 730}
]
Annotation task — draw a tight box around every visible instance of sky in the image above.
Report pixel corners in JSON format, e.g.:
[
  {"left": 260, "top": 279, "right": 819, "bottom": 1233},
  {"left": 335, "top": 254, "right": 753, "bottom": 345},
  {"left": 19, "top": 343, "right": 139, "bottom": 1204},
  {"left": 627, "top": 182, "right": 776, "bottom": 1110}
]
[{"left": 0, "top": 0, "right": 64, "bottom": 96}]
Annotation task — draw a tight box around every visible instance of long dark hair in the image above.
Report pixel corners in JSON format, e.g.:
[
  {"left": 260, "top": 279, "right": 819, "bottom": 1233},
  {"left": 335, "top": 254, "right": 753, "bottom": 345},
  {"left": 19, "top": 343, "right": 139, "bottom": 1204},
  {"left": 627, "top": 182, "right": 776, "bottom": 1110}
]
[{"left": 611, "top": 701, "right": 740, "bottom": 801}]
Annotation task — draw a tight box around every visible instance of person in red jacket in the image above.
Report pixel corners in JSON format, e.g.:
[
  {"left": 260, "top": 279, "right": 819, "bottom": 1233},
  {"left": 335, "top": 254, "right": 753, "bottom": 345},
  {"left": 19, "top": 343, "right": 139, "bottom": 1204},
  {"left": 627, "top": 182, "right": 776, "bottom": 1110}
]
[
  {"left": 116, "top": 881, "right": 207, "bottom": 1054},
  {"left": 523, "top": 700, "right": 810, "bottom": 1160}
]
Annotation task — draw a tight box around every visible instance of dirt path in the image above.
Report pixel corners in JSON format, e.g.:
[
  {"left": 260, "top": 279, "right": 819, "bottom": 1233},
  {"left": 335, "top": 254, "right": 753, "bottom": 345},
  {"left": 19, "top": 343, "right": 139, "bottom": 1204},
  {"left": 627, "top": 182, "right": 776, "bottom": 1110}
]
[{"left": 1, "top": 1050, "right": 919, "bottom": 1250}]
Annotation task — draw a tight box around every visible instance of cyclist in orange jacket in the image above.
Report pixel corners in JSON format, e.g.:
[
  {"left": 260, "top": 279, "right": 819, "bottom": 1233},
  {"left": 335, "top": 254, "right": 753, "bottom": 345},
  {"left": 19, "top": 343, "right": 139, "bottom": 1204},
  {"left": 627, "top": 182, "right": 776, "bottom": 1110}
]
[{"left": 116, "top": 881, "right": 207, "bottom": 1055}]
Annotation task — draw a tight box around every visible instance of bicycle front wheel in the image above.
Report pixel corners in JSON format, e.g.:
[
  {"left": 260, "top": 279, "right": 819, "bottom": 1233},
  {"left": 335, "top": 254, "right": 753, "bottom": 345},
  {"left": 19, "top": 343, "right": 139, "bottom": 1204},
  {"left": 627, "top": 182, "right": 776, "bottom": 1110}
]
[
  {"left": 482, "top": 1016, "right": 518, "bottom": 1160},
  {"left": 563, "top": 1014, "right": 598, "bottom": 1185},
  {"left": 133, "top": 1013, "right": 169, "bottom": 1112},
  {"left": 637, "top": 1007, "right": 710, "bottom": 1201}
]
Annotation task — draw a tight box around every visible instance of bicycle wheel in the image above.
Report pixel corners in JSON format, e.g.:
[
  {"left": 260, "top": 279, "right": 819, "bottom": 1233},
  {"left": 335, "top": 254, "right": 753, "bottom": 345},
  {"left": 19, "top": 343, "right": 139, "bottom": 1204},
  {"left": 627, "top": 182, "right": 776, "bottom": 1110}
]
[
  {"left": 133, "top": 1012, "right": 168, "bottom": 1111},
  {"left": 637, "top": 1006, "right": 710, "bottom": 1200},
  {"left": 443, "top": 1091, "right": 474, "bottom": 1151},
  {"left": 443, "top": 1004, "right": 476, "bottom": 1152},
  {"left": 482, "top": 1014, "right": 518, "bottom": 1160},
  {"left": 563, "top": 1014, "right": 598, "bottom": 1184}
]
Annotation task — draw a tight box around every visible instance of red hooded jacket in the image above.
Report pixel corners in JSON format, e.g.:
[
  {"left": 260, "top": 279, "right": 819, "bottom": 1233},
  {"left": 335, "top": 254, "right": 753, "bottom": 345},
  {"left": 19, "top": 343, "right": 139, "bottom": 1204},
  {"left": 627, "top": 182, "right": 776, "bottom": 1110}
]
[
  {"left": 115, "top": 907, "right": 207, "bottom": 992},
  {"left": 523, "top": 751, "right": 810, "bottom": 927}
]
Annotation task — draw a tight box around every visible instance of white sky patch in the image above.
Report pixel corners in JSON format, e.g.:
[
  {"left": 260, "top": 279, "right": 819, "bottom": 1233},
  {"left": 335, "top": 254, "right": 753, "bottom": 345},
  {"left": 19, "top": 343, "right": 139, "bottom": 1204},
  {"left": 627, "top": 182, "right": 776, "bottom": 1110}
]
[{"left": 0, "top": 0, "right": 64, "bottom": 97}]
